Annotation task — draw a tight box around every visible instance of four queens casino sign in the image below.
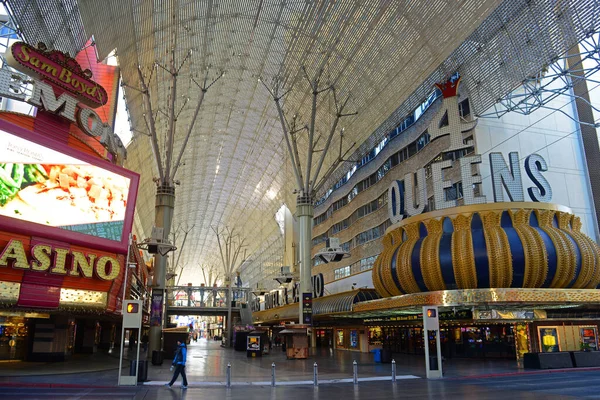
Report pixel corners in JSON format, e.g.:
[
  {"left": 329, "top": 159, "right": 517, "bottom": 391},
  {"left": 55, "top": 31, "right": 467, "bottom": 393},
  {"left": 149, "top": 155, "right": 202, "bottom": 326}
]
[{"left": 5, "top": 41, "right": 108, "bottom": 108}]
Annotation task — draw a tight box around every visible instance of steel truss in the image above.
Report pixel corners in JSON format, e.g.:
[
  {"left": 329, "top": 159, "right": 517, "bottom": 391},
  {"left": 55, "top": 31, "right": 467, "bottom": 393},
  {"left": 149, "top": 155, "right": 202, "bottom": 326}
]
[
  {"left": 478, "top": 31, "right": 600, "bottom": 128},
  {"left": 0, "top": 5, "right": 32, "bottom": 101}
]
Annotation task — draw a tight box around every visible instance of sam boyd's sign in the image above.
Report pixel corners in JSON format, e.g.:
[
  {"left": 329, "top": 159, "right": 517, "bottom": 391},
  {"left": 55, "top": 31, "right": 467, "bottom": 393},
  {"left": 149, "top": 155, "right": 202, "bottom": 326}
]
[{"left": 1, "top": 42, "right": 126, "bottom": 162}]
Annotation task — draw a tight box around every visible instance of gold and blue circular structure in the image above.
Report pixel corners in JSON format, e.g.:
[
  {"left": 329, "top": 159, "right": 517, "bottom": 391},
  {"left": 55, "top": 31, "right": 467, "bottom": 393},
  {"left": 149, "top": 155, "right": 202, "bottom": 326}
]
[{"left": 372, "top": 203, "right": 600, "bottom": 297}]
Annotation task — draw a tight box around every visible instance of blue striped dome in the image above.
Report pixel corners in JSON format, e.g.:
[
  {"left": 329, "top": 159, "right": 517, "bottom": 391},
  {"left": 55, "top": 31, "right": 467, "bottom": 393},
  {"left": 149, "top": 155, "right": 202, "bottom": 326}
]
[{"left": 372, "top": 203, "right": 600, "bottom": 297}]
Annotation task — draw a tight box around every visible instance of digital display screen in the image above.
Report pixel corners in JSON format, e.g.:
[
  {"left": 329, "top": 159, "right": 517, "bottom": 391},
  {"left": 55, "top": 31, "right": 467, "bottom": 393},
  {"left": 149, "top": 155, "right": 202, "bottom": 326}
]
[{"left": 0, "top": 126, "right": 136, "bottom": 248}]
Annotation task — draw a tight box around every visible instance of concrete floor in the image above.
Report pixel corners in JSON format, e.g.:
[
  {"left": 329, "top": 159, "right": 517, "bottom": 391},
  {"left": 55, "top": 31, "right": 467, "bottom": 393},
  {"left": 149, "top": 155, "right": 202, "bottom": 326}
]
[
  {"left": 1, "top": 338, "right": 598, "bottom": 399},
  {"left": 1, "top": 371, "right": 598, "bottom": 399},
  {"left": 0, "top": 337, "right": 522, "bottom": 386}
]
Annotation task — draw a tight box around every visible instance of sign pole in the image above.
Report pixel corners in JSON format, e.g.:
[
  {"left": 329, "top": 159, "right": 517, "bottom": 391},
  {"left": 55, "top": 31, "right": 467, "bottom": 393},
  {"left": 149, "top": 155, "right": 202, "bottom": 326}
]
[
  {"left": 118, "top": 300, "right": 143, "bottom": 386},
  {"left": 117, "top": 315, "right": 127, "bottom": 385},
  {"left": 122, "top": 233, "right": 133, "bottom": 302},
  {"left": 117, "top": 234, "right": 133, "bottom": 385},
  {"left": 423, "top": 306, "right": 442, "bottom": 379}
]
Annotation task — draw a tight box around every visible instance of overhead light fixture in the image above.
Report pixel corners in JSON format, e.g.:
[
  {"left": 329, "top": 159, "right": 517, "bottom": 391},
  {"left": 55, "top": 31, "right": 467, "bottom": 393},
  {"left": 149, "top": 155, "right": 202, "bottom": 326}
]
[
  {"left": 314, "top": 238, "right": 350, "bottom": 264},
  {"left": 274, "top": 266, "right": 296, "bottom": 284}
]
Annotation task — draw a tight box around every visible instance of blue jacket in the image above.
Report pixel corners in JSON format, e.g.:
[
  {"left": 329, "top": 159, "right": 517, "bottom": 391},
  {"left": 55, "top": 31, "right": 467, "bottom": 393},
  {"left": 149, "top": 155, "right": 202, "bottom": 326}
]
[{"left": 172, "top": 343, "right": 187, "bottom": 366}]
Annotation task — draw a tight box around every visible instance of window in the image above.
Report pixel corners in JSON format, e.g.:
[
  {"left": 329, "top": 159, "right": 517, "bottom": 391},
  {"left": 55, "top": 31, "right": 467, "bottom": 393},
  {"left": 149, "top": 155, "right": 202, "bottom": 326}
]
[
  {"left": 459, "top": 98, "right": 471, "bottom": 118},
  {"left": 407, "top": 142, "right": 417, "bottom": 157},
  {"left": 442, "top": 147, "right": 474, "bottom": 162},
  {"left": 314, "top": 213, "right": 328, "bottom": 226},
  {"left": 312, "top": 234, "right": 327, "bottom": 247},
  {"left": 334, "top": 266, "right": 351, "bottom": 280},
  {"left": 416, "top": 133, "right": 430, "bottom": 150},
  {"left": 354, "top": 221, "right": 390, "bottom": 246},
  {"left": 445, "top": 182, "right": 463, "bottom": 201},
  {"left": 427, "top": 196, "right": 435, "bottom": 212},
  {"left": 314, "top": 90, "right": 443, "bottom": 206}
]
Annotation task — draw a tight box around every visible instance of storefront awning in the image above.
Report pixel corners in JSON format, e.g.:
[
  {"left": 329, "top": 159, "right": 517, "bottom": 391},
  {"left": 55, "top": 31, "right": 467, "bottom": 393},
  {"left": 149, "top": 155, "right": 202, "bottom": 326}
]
[
  {"left": 251, "top": 289, "right": 381, "bottom": 324},
  {"left": 313, "top": 289, "right": 381, "bottom": 315}
]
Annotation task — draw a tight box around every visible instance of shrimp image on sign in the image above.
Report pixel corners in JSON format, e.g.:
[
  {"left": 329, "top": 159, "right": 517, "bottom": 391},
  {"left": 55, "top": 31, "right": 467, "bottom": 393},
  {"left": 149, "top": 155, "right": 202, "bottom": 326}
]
[{"left": 0, "top": 163, "right": 129, "bottom": 227}]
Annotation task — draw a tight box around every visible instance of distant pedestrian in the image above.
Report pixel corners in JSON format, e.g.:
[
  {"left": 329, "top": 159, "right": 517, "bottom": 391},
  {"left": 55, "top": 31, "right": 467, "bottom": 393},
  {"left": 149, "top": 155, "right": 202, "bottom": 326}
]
[
  {"left": 141, "top": 333, "right": 149, "bottom": 352},
  {"left": 128, "top": 331, "right": 137, "bottom": 349},
  {"left": 165, "top": 340, "right": 188, "bottom": 389}
]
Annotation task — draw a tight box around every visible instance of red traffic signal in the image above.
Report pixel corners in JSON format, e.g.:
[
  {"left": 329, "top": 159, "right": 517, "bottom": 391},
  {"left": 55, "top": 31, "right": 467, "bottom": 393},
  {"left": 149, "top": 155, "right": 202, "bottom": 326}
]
[{"left": 426, "top": 309, "right": 436, "bottom": 318}]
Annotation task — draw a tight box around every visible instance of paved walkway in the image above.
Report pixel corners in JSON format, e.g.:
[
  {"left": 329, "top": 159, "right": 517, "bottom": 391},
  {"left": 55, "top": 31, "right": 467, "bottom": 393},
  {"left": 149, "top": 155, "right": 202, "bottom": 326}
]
[
  {"left": 0, "top": 337, "right": 545, "bottom": 388},
  {"left": 3, "top": 370, "right": 600, "bottom": 399}
]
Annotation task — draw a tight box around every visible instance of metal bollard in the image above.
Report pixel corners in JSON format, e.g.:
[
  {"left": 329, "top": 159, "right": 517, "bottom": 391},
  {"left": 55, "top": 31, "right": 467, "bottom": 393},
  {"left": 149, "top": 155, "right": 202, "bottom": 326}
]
[
  {"left": 391, "top": 359, "right": 396, "bottom": 383},
  {"left": 271, "top": 362, "right": 276, "bottom": 387},
  {"left": 353, "top": 360, "right": 358, "bottom": 385},
  {"left": 226, "top": 363, "right": 231, "bottom": 388},
  {"left": 313, "top": 362, "right": 318, "bottom": 386}
]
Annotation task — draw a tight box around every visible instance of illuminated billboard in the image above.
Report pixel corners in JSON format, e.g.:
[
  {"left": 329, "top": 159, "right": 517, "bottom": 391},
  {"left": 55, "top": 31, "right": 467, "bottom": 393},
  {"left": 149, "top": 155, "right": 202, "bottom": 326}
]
[{"left": 0, "top": 119, "right": 138, "bottom": 252}]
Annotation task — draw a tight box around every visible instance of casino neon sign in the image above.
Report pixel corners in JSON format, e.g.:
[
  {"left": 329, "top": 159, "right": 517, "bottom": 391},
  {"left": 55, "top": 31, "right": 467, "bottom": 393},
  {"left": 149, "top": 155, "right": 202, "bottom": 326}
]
[{"left": 0, "top": 239, "right": 121, "bottom": 281}]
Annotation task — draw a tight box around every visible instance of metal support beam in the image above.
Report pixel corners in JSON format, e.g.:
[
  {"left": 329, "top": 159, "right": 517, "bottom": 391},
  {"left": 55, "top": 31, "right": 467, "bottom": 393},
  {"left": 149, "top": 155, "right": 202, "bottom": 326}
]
[
  {"left": 567, "top": 43, "right": 600, "bottom": 240},
  {"left": 264, "top": 64, "right": 356, "bottom": 331},
  {"left": 478, "top": 31, "right": 600, "bottom": 129}
]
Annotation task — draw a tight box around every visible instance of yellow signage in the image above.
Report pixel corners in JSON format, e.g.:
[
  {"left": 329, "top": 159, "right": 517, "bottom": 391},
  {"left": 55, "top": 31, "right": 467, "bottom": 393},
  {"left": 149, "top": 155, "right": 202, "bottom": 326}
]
[{"left": 0, "top": 239, "right": 121, "bottom": 281}]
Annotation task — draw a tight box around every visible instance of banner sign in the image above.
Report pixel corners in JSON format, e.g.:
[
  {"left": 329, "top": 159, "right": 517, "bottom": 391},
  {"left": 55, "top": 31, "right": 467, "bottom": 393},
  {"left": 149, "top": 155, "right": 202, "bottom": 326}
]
[
  {"left": 302, "top": 292, "right": 312, "bottom": 325},
  {"left": 150, "top": 289, "right": 164, "bottom": 327},
  {"left": 474, "top": 309, "right": 547, "bottom": 320}
]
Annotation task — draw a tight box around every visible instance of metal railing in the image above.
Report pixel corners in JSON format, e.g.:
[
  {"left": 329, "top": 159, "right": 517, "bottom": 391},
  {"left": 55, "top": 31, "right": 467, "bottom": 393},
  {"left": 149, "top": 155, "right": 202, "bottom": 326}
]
[
  {"left": 165, "top": 286, "right": 250, "bottom": 308},
  {"left": 215, "top": 360, "right": 401, "bottom": 387}
]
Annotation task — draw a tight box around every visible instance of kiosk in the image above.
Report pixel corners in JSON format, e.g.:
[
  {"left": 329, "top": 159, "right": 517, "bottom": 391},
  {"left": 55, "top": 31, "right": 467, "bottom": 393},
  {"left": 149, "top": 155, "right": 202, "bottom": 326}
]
[
  {"left": 247, "top": 332, "right": 262, "bottom": 357},
  {"left": 279, "top": 324, "right": 309, "bottom": 359}
]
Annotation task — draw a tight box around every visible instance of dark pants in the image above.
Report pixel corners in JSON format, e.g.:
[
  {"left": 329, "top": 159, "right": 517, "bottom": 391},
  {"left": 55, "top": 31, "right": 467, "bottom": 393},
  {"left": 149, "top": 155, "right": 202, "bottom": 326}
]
[{"left": 168, "top": 364, "right": 188, "bottom": 386}]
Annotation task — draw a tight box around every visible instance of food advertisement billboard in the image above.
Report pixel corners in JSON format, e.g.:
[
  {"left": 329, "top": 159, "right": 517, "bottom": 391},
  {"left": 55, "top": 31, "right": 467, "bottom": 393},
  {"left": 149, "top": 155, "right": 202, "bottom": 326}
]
[{"left": 0, "top": 119, "right": 138, "bottom": 252}]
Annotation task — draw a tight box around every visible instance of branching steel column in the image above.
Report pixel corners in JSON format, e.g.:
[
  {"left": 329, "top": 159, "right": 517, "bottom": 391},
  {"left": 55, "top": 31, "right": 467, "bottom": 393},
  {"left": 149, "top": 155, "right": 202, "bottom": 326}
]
[
  {"left": 296, "top": 198, "right": 313, "bottom": 324},
  {"left": 214, "top": 227, "right": 246, "bottom": 347},
  {"left": 137, "top": 67, "right": 165, "bottom": 182},
  {"left": 263, "top": 66, "right": 356, "bottom": 329},
  {"left": 126, "top": 5, "right": 221, "bottom": 359}
]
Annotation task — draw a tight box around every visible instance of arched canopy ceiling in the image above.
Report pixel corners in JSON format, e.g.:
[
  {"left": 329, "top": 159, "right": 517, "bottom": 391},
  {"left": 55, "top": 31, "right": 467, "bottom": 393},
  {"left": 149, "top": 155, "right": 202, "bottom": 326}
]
[{"left": 5, "top": 0, "right": 599, "bottom": 285}]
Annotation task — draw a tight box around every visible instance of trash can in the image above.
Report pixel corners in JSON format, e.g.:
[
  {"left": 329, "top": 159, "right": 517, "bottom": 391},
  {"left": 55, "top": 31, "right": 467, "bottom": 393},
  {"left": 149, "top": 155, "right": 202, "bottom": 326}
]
[
  {"left": 372, "top": 349, "right": 382, "bottom": 363},
  {"left": 429, "top": 356, "right": 438, "bottom": 370},
  {"left": 151, "top": 350, "right": 163, "bottom": 365},
  {"left": 130, "top": 359, "right": 148, "bottom": 382},
  {"left": 381, "top": 348, "right": 393, "bottom": 363}
]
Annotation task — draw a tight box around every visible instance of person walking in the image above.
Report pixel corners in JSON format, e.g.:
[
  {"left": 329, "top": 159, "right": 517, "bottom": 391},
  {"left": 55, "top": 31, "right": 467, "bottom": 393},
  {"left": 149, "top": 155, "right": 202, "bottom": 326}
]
[
  {"left": 165, "top": 340, "right": 188, "bottom": 389},
  {"left": 141, "top": 333, "right": 149, "bottom": 352}
]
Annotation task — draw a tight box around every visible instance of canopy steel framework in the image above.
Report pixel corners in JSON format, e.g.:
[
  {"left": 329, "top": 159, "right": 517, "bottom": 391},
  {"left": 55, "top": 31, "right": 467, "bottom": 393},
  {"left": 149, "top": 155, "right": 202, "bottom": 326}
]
[{"left": 4, "top": 0, "right": 600, "bottom": 290}]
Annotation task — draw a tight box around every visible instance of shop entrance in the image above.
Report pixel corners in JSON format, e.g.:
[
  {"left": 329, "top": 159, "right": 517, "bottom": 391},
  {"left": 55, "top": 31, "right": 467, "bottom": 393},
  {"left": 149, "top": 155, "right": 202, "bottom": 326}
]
[
  {"left": 315, "top": 328, "right": 333, "bottom": 348},
  {"left": 442, "top": 325, "right": 515, "bottom": 359},
  {"left": 376, "top": 323, "right": 516, "bottom": 359},
  {"left": 0, "top": 316, "right": 28, "bottom": 360}
]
